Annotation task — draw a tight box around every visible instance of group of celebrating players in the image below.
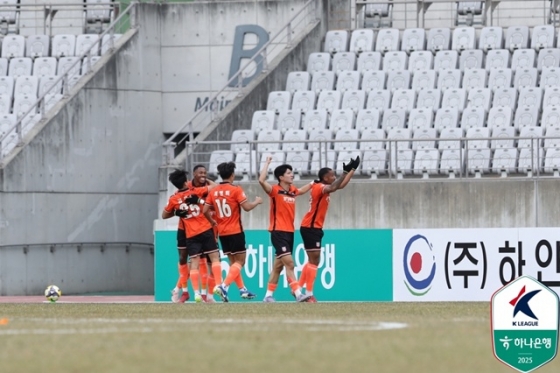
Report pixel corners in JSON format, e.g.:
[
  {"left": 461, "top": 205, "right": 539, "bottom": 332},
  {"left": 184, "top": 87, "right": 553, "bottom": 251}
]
[{"left": 162, "top": 155, "right": 360, "bottom": 303}]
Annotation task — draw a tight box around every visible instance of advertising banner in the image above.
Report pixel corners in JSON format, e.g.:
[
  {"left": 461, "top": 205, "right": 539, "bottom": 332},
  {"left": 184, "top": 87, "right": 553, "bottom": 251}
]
[
  {"left": 155, "top": 229, "right": 393, "bottom": 302},
  {"left": 393, "top": 228, "right": 560, "bottom": 301}
]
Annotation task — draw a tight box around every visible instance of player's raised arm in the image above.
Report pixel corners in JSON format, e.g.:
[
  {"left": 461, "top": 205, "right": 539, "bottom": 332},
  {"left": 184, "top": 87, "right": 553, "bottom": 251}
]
[
  {"left": 258, "top": 156, "right": 273, "bottom": 194},
  {"left": 241, "top": 196, "right": 263, "bottom": 212},
  {"left": 325, "top": 156, "right": 360, "bottom": 193},
  {"left": 296, "top": 181, "right": 313, "bottom": 195}
]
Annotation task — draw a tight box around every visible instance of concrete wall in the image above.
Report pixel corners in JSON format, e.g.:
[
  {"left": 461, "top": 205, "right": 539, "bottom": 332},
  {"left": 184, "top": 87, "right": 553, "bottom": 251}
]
[
  {"left": 209, "top": 178, "right": 560, "bottom": 231},
  {"left": 0, "top": 4, "right": 163, "bottom": 295}
]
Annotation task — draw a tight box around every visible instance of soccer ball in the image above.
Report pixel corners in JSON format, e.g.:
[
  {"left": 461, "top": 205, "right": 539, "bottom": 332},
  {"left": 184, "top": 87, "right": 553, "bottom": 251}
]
[{"left": 44, "top": 285, "right": 61, "bottom": 303}]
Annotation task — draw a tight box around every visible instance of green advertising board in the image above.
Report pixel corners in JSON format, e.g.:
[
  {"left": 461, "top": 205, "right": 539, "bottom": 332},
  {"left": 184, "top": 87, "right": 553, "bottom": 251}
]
[{"left": 154, "top": 229, "right": 393, "bottom": 302}]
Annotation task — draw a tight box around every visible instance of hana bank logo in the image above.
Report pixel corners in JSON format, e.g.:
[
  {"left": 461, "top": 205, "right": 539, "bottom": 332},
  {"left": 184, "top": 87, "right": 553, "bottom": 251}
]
[{"left": 403, "top": 234, "right": 437, "bottom": 296}]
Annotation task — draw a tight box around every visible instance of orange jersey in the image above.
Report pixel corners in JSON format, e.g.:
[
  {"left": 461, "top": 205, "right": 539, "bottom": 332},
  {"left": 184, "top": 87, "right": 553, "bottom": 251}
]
[
  {"left": 188, "top": 180, "right": 218, "bottom": 237},
  {"left": 268, "top": 184, "right": 300, "bottom": 232},
  {"left": 300, "top": 182, "right": 330, "bottom": 229},
  {"left": 205, "top": 182, "right": 247, "bottom": 236},
  {"left": 164, "top": 186, "right": 212, "bottom": 238}
]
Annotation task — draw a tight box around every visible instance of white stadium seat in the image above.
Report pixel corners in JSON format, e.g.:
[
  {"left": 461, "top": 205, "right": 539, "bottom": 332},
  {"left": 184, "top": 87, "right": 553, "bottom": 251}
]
[
  {"left": 416, "top": 89, "right": 442, "bottom": 112},
  {"left": 488, "top": 68, "right": 513, "bottom": 90},
  {"left": 440, "top": 149, "right": 463, "bottom": 175},
  {"left": 505, "top": 26, "right": 530, "bottom": 52},
  {"left": 336, "top": 71, "right": 361, "bottom": 92},
  {"left": 250, "top": 111, "right": 275, "bottom": 135},
  {"left": 540, "top": 68, "right": 560, "bottom": 88},
  {"left": 277, "top": 110, "right": 302, "bottom": 133},
  {"left": 537, "top": 48, "right": 560, "bottom": 70},
  {"left": 334, "top": 129, "right": 359, "bottom": 151},
  {"left": 33, "top": 58, "right": 57, "bottom": 77},
  {"left": 230, "top": 129, "right": 254, "bottom": 153},
  {"left": 208, "top": 151, "right": 234, "bottom": 177},
  {"left": 311, "top": 71, "right": 336, "bottom": 93},
  {"left": 360, "top": 70, "right": 386, "bottom": 92},
  {"left": 303, "top": 110, "right": 329, "bottom": 133},
  {"left": 439, "top": 128, "right": 464, "bottom": 150},
  {"left": 366, "top": 89, "right": 391, "bottom": 113},
  {"left": 316, "top": 90, "right": 342, "bottom": 113},
  {"left": 382, "top": 109, "right": 407, "bottom": 131},
  {"left": 324, "top": 30, "right": 349, "bottom": 53},
  {"left": 382, "top": 51, "right": 408, "bottom": 72},
  {"left": 26, "top": 35, "right": 50, "bottom": 58},
  {"left": 467, "top": 148, "right": 491, "bottom": 174},
  {"left": 52, "top": 35, "right": 76, "bottom": 58},
  {"left": 442, "top": 88, "right": 467, "bottom": 112},
  {"left": 543, "top": 87, "right": 560, "bottom": 107},
  {"left": 511, "top": 49, "right": 536, "bottom": 70},
  {"left": 467, "top": 88, "right": 492, "bottom": 112},
  {"left": 427, "top": 28, "right": 451, "bottom": 53},
  {"left": 8, "top": 58, "right": 32, "bottom": 77},
  {"left": 459, "top": 50, "right": 484, "bottom": 70},
  {"left": 491, "top": 127, "right": 516, "bottom": 149},
  {"left": 1, "top": 35, "right": 25, "bottom": 58},
  {"left": 408, "top": 51, "right": 434, "bottom": 71},
  {"left": 531, "top": 25, "right": 555, "bottom": 50},
  {"left": 411, "top": 70, "right": 437, "bottom": 91},
  {"left": 485, "top": 50, "right": 511, "bottom": 70},
  {"left": 75, "top": 34, "right": 100, "bottom": 56},
  {"left": 341, "top": 90, "right": 366, "bottom": 112},
  {"left": 412, "top": 128, "right": 437, "bottom": 150},
  {"left": 329, "top": 109, "right": 355, "bottom": 132},
  {"left": 487, "top": 106, "right": 514, "bottom": 129},
  {"left": 332, "top": 52, "right": 357, "bottom": 74},
  {"left": 514, "top": 106, "right": 540, "bottom": 129},
  {"left": 462, "top": 68, "right": 487, "bottom": 89},
  {"left": 390, "top": 89, "right": 416, "bottom": 113},
  {"left": 413, "top": 148, "right": 440, "bottom": 175},
  {"left": 452, "top": 27, "right": 476, "bottom": 51},
  {"left": 434, "top": 107, "right": 460, "bottom": 132},
  {"left": 361, "top": 149, "right": 388, "bottom": 177},
  {"left": 349, "top": 29, "right": 375, "bottom": 53},
  {"left": 282, "top": 130, "right": 308, "bottom": 151},
  {"left": 57, "top": 57, "right": 81, "bottom": 78},
  {"left": 492, "top": 148, "right": 518, "bottom": 174},
  {"left": 408, "top": 108, "right": 434, "bottom": 131},
  {"left": 434, "top": 50, "right": 458, "bottom": 70},
  {"left": 356, "top": 109, "right": 381, "bottom": 133},
  {"left": 257, "top": 129, "right": 282, "bottom": 153},
  {"left": 479, "top": 27, "right": 504, "bottom": 51},
  {"left": 460, "top": 106, "right": 486, "bottom": 130},
  {"left": 357, "top": 52, "right": 382, "bottom": 72},
  {"left": 386, "top": 70, "right": 411, "bottom": 91},
  {"left": 517, "top": 126, "right": 543, "bottom": 149},
  {"left": 492, "top": 88, "right": 517, "bottom": 108},
  {"left": 286, "top": 150, "right": 311, "bottom": 176},
  {"left": 307, "top": 53, "right": 331, "bottom": 74},
  {"left": 376, "top": 28, "right": 400, "bottom": 52},
  {"left": 286, "top": 71, "right": 311, "bottom": 93},
  {"left": 291, "top": 91, "right": 316, "bottom": 113},
  {"left": 437, "top": 69, "right": 462, "bottom": 90},
  {"left": 401, "top": 28, "right": 426, "bottom": 53},
  {"left": 541, "top": 106, "right": 560, "bottom": 129},
  {"left": 518, "top": 87, "right": 543, "bottom": 108}
]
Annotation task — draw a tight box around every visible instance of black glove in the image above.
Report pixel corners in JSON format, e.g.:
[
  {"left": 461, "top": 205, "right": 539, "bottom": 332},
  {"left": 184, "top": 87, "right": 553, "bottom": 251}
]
[
  {"left": 185, "top": 195, "right": 200, "bottom": 205},
  {"left": 174, "top": 209, "right": 189, "bottom": 218},
  {"left": 342, "top": 158, "right": 355, "bottom": 173},
  {"left": 350, "top": 155, "right": 360, "bottom": 171}
]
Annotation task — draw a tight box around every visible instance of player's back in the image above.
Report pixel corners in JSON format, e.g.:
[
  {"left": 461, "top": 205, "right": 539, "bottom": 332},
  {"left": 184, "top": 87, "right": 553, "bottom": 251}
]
[
  {"left": 300, "top": 182, "right": 330, "bottom": 229},
  {"left": 175, "top": 187, "right": 213, "bottom": 238},
  {"left": 206, "top": 182, "right": 246, "bottom": 236}
]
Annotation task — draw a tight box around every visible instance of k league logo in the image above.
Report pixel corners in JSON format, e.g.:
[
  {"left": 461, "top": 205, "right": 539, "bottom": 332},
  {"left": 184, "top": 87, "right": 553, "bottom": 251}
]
[
  {"left": 510, "top": 285, "right": 541, "bottom": 324},
  {"left": 403, "top": 234, "right": 436, "bottom": 296}
]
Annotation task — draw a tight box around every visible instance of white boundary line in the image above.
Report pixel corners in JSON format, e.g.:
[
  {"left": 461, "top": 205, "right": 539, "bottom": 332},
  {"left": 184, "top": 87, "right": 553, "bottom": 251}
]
[{"left": 0, "top": 318, "right": 408, "bottom": 335}]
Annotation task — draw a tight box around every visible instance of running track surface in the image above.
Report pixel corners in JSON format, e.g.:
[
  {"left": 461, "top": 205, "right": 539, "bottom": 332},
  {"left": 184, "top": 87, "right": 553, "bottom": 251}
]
[{"left": 0, "top": 296, "right": 155, "bottom": 303}]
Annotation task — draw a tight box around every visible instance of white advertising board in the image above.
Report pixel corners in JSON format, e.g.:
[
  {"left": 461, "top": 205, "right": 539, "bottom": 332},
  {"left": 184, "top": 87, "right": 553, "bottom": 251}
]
[{"left": 393, "top": 228, "right": 560, "bottom": 301}]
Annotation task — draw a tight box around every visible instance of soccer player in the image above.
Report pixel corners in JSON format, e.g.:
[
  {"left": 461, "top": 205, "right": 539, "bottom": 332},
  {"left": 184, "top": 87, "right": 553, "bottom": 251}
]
[
  {"left": 258, "top": 157, "right": 315, "bottom": 303},
  {"left": 203, "top": 161, "right": 263, "bottom": 301},
  {"left": 188, "top": 165, "right": 217, "bottom": 303},
  {"left": 298, "top": 157, "right": 360, "bottom": 303},
  {"left": 162, "top": 169, "right": 225, "bottom": 303}
]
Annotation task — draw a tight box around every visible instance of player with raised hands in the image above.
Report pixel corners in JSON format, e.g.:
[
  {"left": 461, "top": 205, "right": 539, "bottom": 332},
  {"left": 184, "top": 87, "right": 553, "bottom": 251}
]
[{"left": 298, "top": 156, "right": 360, "bottom": 302}]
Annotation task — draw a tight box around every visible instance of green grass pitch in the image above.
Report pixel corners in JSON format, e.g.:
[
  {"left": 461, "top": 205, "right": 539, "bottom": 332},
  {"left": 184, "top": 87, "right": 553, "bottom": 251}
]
[{"left": 0, "top": 302, "right": 558, "bottom": 373}]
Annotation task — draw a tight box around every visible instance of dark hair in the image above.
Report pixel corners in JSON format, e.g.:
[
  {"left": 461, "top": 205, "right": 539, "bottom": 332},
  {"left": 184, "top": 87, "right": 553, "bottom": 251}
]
[
  {"left": 318, "top": 167, "right": 332, "bottom": 182},
  {"left": 193, "top": 165, "right": 206, "bottom": 173},
  {"left": 168, "top": 169, "right": 188, "bottom": 189},
  {"left": 217, "top": 162, "right": 236, "bottom": 179},
  {"left": 274, "top": 164, "right": 293, "bottom": 181}
]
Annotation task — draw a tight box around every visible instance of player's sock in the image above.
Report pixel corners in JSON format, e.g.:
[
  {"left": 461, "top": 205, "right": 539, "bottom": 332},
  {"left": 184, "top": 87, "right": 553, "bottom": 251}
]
[
  {"left": 306, "top": 264, "right": 318, "bottom": 295},
  {"left": 190, "top": 270, "right": 200, "bottom": 295},
  {"left": 298, "top": 263, "right": 309, "bottom": 288},
  {"left": 223, "top": 263, "right": 241, "bottom": 287},
  {"left": 234, "top": 271, "right": 245, "bottom": 290},
  {"left": 208, "top": 273, "right": 216, "bottom": 293},
  {"left": 199, "top": 257, "right": 208, "bottom": 293},
  {"left": 265, "top": 283, "right": 277, "bottom": 297},
  {"left": 211, "top": 262, "right": 223, "bottom": 284},
  {"left": 288, "top": 278, "right": 302, "bottom": 297},
  {"left": 178, "top": 263, "right": 189, "bottom": 289}
]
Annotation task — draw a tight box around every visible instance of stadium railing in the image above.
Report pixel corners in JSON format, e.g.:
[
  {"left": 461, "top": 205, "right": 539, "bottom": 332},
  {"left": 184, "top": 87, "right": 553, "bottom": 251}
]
[
  {"left": 161, "top": 0, "right": 321, "bottom": 168},
  {"left": 0, "top": 1, "right": 135, "bottom": 167}
]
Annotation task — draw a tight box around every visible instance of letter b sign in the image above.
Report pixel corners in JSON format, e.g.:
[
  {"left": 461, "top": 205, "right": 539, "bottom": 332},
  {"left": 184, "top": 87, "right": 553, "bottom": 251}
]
[{"left": 228, "top": 25, "right": 269, "bottom": 87}]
